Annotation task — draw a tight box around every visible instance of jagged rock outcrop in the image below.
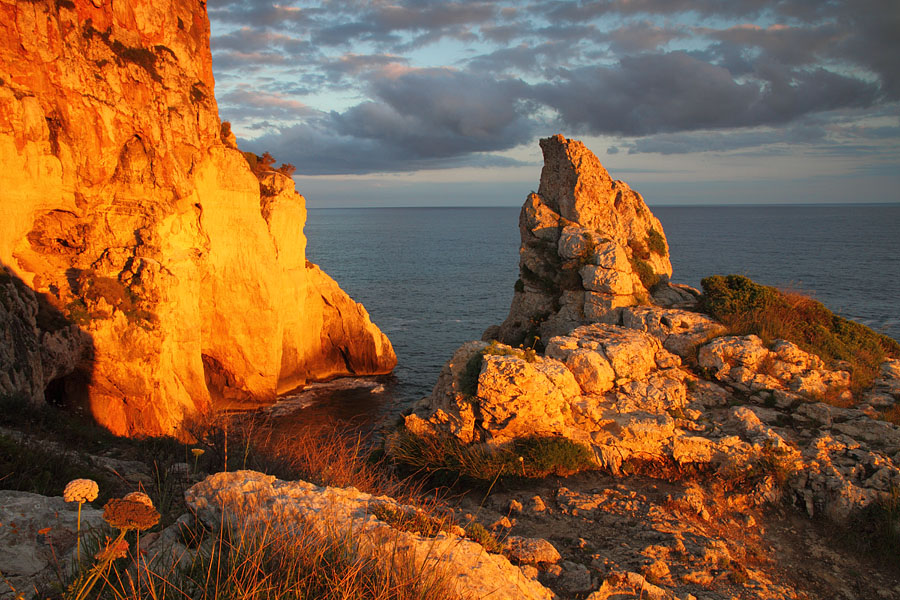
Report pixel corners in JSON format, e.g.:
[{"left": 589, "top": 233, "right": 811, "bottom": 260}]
[
  {"left": 405, "top": 316, "right": 900, "bottom": 522},
  {"left": 0, "top": 0, "right": 395, "bottom": 435},
  {"left": 402, "top": 136, "right": 900, "bottom": 530},
  {"left": 698, "top": 335, "right": 853, "bottom": 402},
  {"left": 492, "top": 134, "right": 679, "bottom": 346}
]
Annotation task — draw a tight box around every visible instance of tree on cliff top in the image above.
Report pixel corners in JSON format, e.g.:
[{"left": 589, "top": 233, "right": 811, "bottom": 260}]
[{"left": 242, "top": 150, "right": 296, "bottom": 179}]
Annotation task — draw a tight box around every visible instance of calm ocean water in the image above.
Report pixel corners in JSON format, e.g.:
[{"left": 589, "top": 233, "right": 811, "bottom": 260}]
[{"left": 279, "top": 204, "right": 900, "bottom": 426}]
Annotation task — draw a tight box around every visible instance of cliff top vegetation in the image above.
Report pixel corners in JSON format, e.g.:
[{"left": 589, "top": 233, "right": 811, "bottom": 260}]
[{"left": 701, "top": 274, "right": 900, "bottom": 394}]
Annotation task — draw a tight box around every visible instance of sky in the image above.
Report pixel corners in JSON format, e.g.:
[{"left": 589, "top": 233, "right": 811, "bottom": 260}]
[{"left": 207, "top": 0, "right": 900, "bottom": 207}]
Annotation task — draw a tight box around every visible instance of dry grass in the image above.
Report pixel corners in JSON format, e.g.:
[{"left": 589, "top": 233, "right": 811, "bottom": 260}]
[
  {"left": 60, "top": 507, "right": 458, "bottom": 600},
  {"left": 880, "top": 404, "right": 900, "bottom": 427},
  {"left": 701, "top": 274, "right": 900, "bottom": 394},
  {"left": 186, "top": 414, "right": 416, "bottom": 504},
  {"left": 0, "top": 400, "right": 465, "bottom": 599},
  {"left": 0, "top": 411, "right": 467, "bottom": 600}
]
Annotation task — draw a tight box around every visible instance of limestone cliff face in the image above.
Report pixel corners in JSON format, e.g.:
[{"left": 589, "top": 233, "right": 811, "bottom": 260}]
[
  {"left": 492, "top": 135, "right": 684, "bottom": 346},
  {"left": 0, "top": 0, "right": 395, "bottom": 436}
]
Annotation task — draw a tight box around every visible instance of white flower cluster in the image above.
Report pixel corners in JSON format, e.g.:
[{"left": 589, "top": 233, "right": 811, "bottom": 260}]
[{"left": 63, "top": 478, "right": 99, "bottom": 503}]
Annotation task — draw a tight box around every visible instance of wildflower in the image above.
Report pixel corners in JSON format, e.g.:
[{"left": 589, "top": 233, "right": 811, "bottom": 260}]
[
  {"left": 102, "top": 498, "right": 160, "bottom": 532},
  {"left": 63, "top": 479, "right": 98, "bottom": 565},
  {"left": 63, "top": 479, "right": 98, "bottom": 503},
  {"left": 191, "top": 447, "right": 205, "bottom": 474},
  {"left": 94, "top": 536, "right": 129, "bottom": 561},
  {"left": 123, "top": 491, "right": 154, "bottom": 508}
]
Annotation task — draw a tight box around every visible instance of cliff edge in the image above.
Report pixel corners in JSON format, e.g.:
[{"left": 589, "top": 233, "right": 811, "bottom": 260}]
[{"left": 0, "top": 0, "right": 396, "bottom": 436}]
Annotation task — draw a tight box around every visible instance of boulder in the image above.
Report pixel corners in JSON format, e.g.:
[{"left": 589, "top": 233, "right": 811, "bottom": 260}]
[
  {"left": 504, "top": 536, "right": 562, "bottom": 565},
  {"left": 619, "top": 306, "right": 726, "bottom": 358},
  {"left": 405, "top": 341, "right": 582, "bottom": 445},
  {"left": 185, "top": 471, "right": 554, "bottom": 600},
  {"left": 0, "top": 490, "right": 106, "bottom": 597}
]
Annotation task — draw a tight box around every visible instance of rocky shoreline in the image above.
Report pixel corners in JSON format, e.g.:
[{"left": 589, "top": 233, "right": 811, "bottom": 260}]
[{"left": 4, "top": 135, "right": 900, "bottom": 600}]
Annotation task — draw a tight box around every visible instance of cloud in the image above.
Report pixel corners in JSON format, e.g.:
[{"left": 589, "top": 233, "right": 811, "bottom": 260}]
[
  {"left": 533, "top": 0, "right": 772, "bottom": 21},
  {"left": 309, "top": 1, "right": 501, "bottom": 48},
  {"left": 533, "top": 52, "right": 879, "bottom": 136},
  {"left": 208, "top": 0, "right": 312, "bottom": 29},
  {"left": 207, "top": 0, "right": 900, "bottom": 175},
  {"left": 240, "top": 119, "right": 529, "bottom": 175},
  {"left": 236, "top": 65, "right": 538, "bottom": 174},
  {"left": 218, "top": 88, "right": 318, "bottom": 120},
  {"left": 600, "top": 21, "right": 691, "bottom": 54}
]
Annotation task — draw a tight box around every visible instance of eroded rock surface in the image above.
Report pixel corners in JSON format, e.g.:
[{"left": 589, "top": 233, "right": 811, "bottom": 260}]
[
  {"left": 0, "top": 0, "right": 395, "bottom": 435},
  {"left": 415, "top": 136, "right": 900, "bottom": 539},
  {"left": 0, "top": 490, "right": 106, "bottom": 596},
  {"left": 408, "top": 316, "right": 900, "bottom": 524},
  {"left": 185, "top": 471, "right": 554, "bottom": 600},
  {"left": 494, "top": 135, "right": 676, "bottom": 346}
]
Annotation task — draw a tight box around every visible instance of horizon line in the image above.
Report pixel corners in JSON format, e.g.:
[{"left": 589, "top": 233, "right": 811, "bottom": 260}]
[{"left": 307, "top": 201, "right": 900, "bottom": 209}]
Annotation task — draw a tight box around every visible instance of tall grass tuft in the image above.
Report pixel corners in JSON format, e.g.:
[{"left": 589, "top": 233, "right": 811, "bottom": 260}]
[
  {"left": 59, "top": 507, "right": 457, "bottom": 600},
  {"left": 188, "top": 415, "right": 414, "bottom": 502},
  {"left": 701, "top": 274, "right": 900, "bottom": 394}
]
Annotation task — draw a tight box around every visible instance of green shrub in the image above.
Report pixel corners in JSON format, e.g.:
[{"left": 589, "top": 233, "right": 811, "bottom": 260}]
[
  {"left": 464, "top": 521, "right": 503, "bottom": 553},
  {"left": 483, "top": 340, "right": 535, "bottom": 362},
  {"left": 646, "top": 227, "right": 667, "bottom": 256},
  {"left": 629, "top": 256, "right": 659, "bottom": 290},
  {"left": 388, "top": 431, "right": 597, "bottom": 484},
  {"left": 701, "top": 274, "right": 900, "bottom": 393},
  {"left": 370, "top": 503, "right": 449, "bottom": 538},
  {"left": 241, "top": 151, "right": 296, "bottom": 179},
  {"left": 511, "top": 436, "right": 597, "bottom": 477}
]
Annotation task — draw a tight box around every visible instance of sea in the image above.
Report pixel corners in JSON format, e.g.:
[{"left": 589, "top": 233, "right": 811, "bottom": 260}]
[{"left": 269, "top": 204, "right": 900, "bottom": 429}]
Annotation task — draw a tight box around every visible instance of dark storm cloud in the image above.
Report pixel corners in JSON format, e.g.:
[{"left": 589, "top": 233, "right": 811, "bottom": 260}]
[
  {"left": 310, "top": 1, "right": 501, "bottom": 48},
  {"left": 238, "top": 66, "right": 538, "bottom": 174},
  {"left": 208, "top": 0, "right": 900, "bottom": 174},
  {"left": 533, "top": 52, "right": 879, "bottom": 136},
  {"left": 465, "top": 42, "right": 573, "bottom": 76},
  {"left": 345, "top": 67, "right": 535, "bottom": 152},
  {"left": 702, "top": 23, "right": 841, "bottom": 67},
  {"left": 599, "top": 21, "right": 690, "bottom": 54},
  {"left": 212, "top": 28, "right": 313, "bottom": 55},
  {"left": 241, "top": 118, "right": 529, "bottom": 175},
  {"left": 533, "top": 0, "right": 772, "bottom": 21}
]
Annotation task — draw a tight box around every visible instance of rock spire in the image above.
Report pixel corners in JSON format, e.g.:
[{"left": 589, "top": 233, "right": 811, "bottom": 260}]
[{"left": 491, "top": 134, "right": 693, "bottom": 347}]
